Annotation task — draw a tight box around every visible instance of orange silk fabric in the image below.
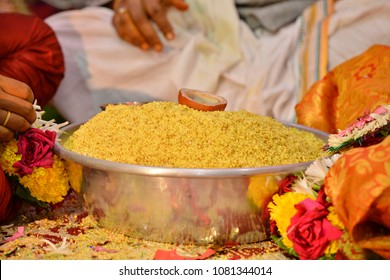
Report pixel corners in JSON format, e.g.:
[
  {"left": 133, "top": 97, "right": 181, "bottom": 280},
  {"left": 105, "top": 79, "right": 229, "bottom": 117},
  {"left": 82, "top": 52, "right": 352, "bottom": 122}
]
[
  {"left": 324, "top": 137, "right": 390, "bottom": 259},
  {"left": 296, "top": 45, "right": 390, "bottom": 134}
]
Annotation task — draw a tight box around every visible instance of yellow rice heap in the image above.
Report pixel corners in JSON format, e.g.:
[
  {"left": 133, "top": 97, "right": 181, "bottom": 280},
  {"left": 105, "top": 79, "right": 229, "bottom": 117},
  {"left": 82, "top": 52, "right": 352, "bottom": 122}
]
[{"left": 64, "top": 102, "right": 324, "bottom": 168}]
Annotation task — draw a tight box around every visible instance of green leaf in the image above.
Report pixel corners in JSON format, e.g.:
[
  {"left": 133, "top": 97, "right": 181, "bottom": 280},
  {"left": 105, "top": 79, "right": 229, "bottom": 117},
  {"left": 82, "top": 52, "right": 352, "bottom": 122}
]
[
  {"left": 270, "top": 235, "right": 337, "bottom": 260},
  {"left": 270, "top": 235, "right": 299, "bottom": 258},
  {"left": 318, "top": 254, "right": 335, "bottom": 260},
  {"left": 7, "top": 175, "right": 49, "bottom": 209},
  {"left": 327, "top": 124, "right": 390, "bottom": 153}
]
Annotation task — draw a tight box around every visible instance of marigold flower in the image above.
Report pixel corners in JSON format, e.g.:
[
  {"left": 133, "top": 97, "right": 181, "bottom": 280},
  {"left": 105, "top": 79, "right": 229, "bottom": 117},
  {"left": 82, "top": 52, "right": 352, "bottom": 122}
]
[
  {"left": 0, "top": 139, "right": 22, "bottom": 175},
  {"left": 324, "top": 239, "right": 340, "bottom": 256},
  {"left": 267, "top": 192, "right": 309, "bottom": 248},
  {"left": 325, "top": 208, "right": 346, "bottom": 257},
  {"left": 327, "top": 205, "right": 345, "bottom": 230},
  {"left": 65, "top": 160, "right": 82, "bottom": 193},
  {"left": 0, "top": 103, "right": 71, "bottom": 208},
  {"left": 18, "top": 155, "right": 70, "bottom": 204},
  {"left": 247, "top": 176, "right": 278, "bottom": 208}
]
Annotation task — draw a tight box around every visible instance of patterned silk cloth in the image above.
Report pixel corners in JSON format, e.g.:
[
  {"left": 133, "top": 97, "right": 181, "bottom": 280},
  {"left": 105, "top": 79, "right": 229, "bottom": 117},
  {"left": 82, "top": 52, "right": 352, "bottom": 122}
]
[
  {"left": 297, "top": 44, "right": 390, "bottom": 259},
  {"left": 296, "top": 44, "right": 390, "bottom": 134},
  {"left": 325, "top": 137, "right": 390, "bottom": 259}
]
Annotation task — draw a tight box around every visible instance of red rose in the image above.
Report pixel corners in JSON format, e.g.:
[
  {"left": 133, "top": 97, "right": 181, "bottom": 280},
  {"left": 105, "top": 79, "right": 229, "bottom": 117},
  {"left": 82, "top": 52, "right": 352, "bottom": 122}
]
[
  {"left": 13, "top": 128, "right": 56, "bottom": 176},
  {"left": 287, "top": 198, "right": 342, "bottom": 260},
  {"left": 278, "top": 175, "right": 297, "bottom": 195},
  {"left": 269, "top": 219, "right": 278, "bottom": 236}
]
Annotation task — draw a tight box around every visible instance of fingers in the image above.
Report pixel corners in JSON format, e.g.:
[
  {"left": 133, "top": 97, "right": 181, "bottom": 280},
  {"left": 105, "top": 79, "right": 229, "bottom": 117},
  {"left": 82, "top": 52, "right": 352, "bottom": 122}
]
[
  {"left": 144, "top": 0, "right": 175, "bottom": 43},
  {"left": 113, "top": 5, "right": 151, "bottom": 50},
  {"left": 113, "top": 0, "right": 150, "bottom": 50},
  {"left": 132, "top": 0, "right": 166, "bottom": 51},
  {"left": 0, "top": 88, "right": 36, "bottom": 124},
  {"left": 0, "top": 125, "right": 14, "bottom": 142},
  {"left": 168, "top": 0, "right": 189, "bottom": 11},
  {"left": 113, "top": 0, "right": 188, "bottom": 52},
  {"left": 116, "top": 0, "right": 164, "bottom": 51},
  {"left": 0, "top": 75, "right": 36, "bottom": 141},
  {"left": 0, "top": 75, "right": 34, "bottom": 103},
  {"left": 0, "top": 109, "right": 31, "bottom": 133}
]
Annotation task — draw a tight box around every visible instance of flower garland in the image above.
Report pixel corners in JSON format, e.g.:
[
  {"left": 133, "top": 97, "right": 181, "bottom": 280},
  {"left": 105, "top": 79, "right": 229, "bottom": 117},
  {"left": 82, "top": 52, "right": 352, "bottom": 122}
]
[
  {"left": 267, "top": 104, "right": 389, "bottom": 260},
  {"left": 0, "top": 101, "right": 70, "bottom": 207},
  {"left": 325, "top": 104, "right": 390, "bottom": 153}
]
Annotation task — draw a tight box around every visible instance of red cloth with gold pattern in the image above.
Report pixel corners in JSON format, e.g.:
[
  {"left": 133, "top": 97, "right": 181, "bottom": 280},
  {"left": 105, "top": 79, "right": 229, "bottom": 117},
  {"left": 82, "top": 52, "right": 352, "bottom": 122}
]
[{"left": 296, "top": 45, "right": 390, "bottom": 134}]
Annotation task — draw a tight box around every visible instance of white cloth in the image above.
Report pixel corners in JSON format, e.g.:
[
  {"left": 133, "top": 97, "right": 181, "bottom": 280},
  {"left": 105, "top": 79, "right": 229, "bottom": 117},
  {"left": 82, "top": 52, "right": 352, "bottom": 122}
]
[
  {"left": 46, "top": 0, "right": 301, "bottom": 123},
  {"left": 328, "top": 0, "right": 390, "bottom": 70},
  {"left": 46, "top": 0, "right": 390, "bottom": 124}
]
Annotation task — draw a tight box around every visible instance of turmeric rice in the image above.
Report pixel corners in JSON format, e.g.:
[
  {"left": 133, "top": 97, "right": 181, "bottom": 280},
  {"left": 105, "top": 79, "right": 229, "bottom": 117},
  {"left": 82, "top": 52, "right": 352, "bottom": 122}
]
[{"left": 64, "top": 102, "right": 324, "bottom": 168}]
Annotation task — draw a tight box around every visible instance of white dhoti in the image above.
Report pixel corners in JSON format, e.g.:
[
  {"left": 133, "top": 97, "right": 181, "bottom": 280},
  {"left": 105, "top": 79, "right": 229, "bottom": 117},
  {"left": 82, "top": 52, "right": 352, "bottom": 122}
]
[{"left": 46, "top": 0, "right": 390, "bottom": 123}]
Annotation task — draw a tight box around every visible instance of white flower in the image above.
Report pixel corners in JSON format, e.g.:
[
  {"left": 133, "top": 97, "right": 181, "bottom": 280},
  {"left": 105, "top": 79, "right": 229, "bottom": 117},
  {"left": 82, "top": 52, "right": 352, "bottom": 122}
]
[
  {"left": 31, "top": 100, "right": 69, "bottom": 137},
  {"left": 291, "top": 176, "right": 317, "bottom": 197},
  {"left": 323, "top": 154, "right": 342, "bottom": 168},
  {"left": 304, "top": 154, "right": 341, "bottom": 184},
  {"left": 42, "top": 237, "right": 72, "bottom": 256},
  {"left": 305, "top": 160, "right": 328, "bottom": 183}
]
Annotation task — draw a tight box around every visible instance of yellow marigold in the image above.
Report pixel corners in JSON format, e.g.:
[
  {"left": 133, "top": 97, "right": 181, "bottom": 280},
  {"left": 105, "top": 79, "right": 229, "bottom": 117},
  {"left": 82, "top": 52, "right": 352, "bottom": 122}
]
[
  {"left": 321, "top": 205, "right": 346, "bottom": 257},
  {"left": 19, "top": 155, "right": 70, "bottom": 204},
  {"left": 268, "top": 192, "right": 310, "bottom": 248},
  {"left": 65, "top": 160, "right": 83, "bottom": 193},
  {"left": 327, "top": 205, "right": 345, "bottom": 230},
  {"left": 247, "top": 176, "right": 279, "bottom": 208},
  {"left": 0, "top": 139, "right": 22, "bottom": 175},
  {"left": 324, "top": 239, "right": 340, "bottom": 257}
]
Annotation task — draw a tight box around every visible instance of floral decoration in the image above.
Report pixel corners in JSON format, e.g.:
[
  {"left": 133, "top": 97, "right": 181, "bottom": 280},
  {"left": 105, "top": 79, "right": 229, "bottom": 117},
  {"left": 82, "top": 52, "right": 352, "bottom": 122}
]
[
  {"left": 0, "top": 101, "right": 70, "bottom": 206},
  {"left": 13, "top": 128, "right": 56, "bottom": 176},
  {"left": 324, "top": 104, "right": 389, "bottom": 153},
  {"left": 267, "top": 155, "right": 345, "bottom": 260},
  {"left": 268, "top": 104, "right": 389, "bottom": 260}
]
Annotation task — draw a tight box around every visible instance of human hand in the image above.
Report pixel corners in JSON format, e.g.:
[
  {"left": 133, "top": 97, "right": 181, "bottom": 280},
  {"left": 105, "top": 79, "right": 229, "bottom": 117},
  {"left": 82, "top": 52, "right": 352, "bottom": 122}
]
[
  {"left": 0, "top": 75, "right": 36, "bottom": 142},
  {"left": 112, "top": 0, "right": 188, "bottom": 52}
]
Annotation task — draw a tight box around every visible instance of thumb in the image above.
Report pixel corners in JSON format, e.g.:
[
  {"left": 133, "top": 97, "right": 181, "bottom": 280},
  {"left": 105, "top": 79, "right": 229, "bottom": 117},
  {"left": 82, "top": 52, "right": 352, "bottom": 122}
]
[{"left": 169, "top": 0, "right": 189, "bottom": 11}]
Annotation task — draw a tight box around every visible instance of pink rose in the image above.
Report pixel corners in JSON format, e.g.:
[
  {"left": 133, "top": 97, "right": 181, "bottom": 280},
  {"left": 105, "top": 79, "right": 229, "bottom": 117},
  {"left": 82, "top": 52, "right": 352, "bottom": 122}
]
[
  {"left": 287, "top": 194, "right": 342, "bottom": 260},
  {"left": 13, "top": 128, "right": 56, "bottom": 176}
]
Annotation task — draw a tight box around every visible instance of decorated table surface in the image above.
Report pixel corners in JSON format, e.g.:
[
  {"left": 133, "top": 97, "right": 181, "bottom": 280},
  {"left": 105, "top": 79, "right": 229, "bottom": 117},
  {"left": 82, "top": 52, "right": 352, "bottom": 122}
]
[
  {"left": 1, "top": 102, "right": 389, "bottom": 261},
  {"left": 0, "top": 192, "right": 287, "bottom": 260},
  {"left": 1, "top": 0, "right": 389, "bottom": 262}
]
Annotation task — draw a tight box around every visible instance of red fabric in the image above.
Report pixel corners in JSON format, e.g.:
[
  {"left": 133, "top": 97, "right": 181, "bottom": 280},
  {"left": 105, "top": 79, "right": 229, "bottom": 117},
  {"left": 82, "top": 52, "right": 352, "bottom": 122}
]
[
  {"left": 154, "top": 248, "right": 216, "bottom": 260},
  {"left": 0, "top": 13, "right": 64, "bottom": 107},
  {"left": 0, "top": 165, "right": 17, "bottom": 223},
  {"left": 27, "top": 1, "right": 62, "bottom": 19}
]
